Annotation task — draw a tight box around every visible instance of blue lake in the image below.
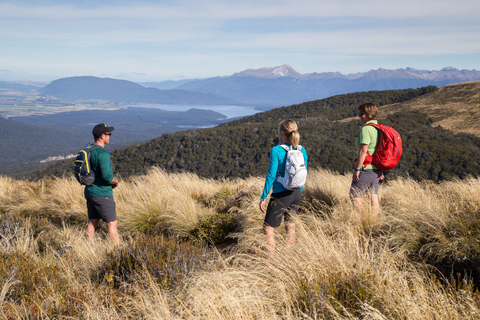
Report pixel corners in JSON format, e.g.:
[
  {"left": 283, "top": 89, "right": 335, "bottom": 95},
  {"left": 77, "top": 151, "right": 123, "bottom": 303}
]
[{"left": 128, "top": 104, "right": 261, "bottom": 119}]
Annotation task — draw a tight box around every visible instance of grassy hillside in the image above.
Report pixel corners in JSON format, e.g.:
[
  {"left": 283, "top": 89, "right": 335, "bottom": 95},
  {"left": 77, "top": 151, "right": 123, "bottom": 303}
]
[
  {"left": 32, "top": 85, "right": 480, "bottom": 182},
  {"left": 2, "top": 168, "right": 480, "bottom": 318},
  {"left": 378, "top": 81, "right": 480, "bottom": 137}
]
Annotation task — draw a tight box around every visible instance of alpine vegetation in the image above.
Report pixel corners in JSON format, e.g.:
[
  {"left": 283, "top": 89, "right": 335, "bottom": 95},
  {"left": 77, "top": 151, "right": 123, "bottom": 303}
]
[{"left": 1, "top": 168, "right": 480, "bottom": 318}]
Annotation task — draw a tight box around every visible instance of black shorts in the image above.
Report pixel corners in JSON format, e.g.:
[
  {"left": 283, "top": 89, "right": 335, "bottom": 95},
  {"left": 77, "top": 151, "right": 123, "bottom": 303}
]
[
  {"left": 85, "top": 195, "right": 117, "bottom": 223},
  {"left": 264, "top": 189, "right": 302, "bottom": 228},
  {"left": 350, "top": 169, "right": 383, "bottom": 198}
]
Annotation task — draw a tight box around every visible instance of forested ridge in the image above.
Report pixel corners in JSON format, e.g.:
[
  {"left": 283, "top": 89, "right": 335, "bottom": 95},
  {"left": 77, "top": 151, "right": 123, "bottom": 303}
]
[
  {"left": 224, "top": 86, "right": 438, "bottom": 124},
  {"left": 33, "top": 85, "right": 480, "bottom": 182}
]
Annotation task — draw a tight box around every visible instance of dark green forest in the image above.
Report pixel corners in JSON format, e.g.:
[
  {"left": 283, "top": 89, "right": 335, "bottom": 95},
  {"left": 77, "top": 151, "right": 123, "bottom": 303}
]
[
  {"left": 32, "top": 86, "right": 480, "bottom": 183},
  {"left": 0, "top": 107, "right": 228, "bottom": 175}
]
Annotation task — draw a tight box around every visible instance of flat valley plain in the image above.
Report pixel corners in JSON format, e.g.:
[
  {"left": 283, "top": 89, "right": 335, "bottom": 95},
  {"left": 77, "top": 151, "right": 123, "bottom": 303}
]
[
  {"left": 0, "top": 88, "right": 230, "bottom": 175},
  {"left": 0, "top": 89, "right": 123, "bottom": 118}
]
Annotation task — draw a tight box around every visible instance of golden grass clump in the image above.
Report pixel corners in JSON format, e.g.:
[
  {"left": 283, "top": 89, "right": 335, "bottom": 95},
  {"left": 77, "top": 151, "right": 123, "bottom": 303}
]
[
  {"left": 302, "top": 168, "right": 352, "bottom": 208},
  {"left": 116, "top": 167, "right": 247, "bottom": 237},
  {"left": 0, "top": 176, "right": 22, "bottom": 206},
  {"left": 379, "top": 176, "right": 480, "bottom": 266},
  {"left": 0, "top": 175, "right": 87, "bottom": 226},
  {"left": 0, "top": 176, "right": 46, "bottom": 215}
]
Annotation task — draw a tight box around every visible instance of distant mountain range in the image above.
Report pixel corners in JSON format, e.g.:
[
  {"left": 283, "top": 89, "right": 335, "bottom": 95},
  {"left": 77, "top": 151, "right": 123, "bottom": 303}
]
[
  {"left": 29, "top": 66, "right": 480, "bottom": 109},
  {"left": 229, "top": 65, "right": 480, "bottom": 81},
  {"left": 144, "top": 65, "right": 480, "bottom": 107},
  {"left": 38, "top": 76, "right": 236, "bottom": 105}
]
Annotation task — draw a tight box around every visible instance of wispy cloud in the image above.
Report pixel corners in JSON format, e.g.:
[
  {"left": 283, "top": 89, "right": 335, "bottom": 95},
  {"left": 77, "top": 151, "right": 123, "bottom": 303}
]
[{"left": 1, "top": 0, "right": 479, "bottom": 80}]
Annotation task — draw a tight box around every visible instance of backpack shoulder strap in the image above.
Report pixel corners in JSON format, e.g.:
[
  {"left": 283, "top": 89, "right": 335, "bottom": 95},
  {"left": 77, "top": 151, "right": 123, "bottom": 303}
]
[
  {"left": 363, "top": 123, "right": 381, "bottom": 129},
  {"left": 278, "top": 144, "right": 303, "bottom": 151},
  {"left": 84, "top": 144, "right": 102, "bottom": 152}
]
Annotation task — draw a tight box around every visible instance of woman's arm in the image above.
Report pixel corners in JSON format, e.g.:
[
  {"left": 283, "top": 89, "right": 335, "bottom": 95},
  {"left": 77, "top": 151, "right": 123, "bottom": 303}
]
[
  {"left": 259, "top": 147, "right": 280, "bottom": 211},
  {"left": 260, "top": 147, "right": 280, "bottom": 200},
  {"left": 353, "top": 144, "right": 368, "bottom": 182}
]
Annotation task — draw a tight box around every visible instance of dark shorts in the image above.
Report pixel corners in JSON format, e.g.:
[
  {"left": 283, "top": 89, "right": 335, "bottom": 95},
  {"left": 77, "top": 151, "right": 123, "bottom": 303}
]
[
  {"left": 350, "top": 169, "right": 383, "bottom": 198},
  {"left": 85, "top": 195, "right": 117, "bottom": 223},
  {"left": 264, "top": 189, "right": 302, "bottom": 228}
]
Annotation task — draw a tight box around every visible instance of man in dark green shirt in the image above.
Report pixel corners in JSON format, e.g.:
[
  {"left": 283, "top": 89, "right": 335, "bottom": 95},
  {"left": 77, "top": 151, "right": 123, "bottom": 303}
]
[{"left": 85, "top": 123, "right": 120, "bottom": 245}]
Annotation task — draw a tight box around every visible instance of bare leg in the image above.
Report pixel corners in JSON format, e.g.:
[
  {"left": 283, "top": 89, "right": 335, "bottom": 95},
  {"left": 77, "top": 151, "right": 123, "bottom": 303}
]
[
  {"left": 285, "top": 222, "right": 296, "bottom": 246},
  {"left": 352, "top": 197, "right": 364, "bottom": 217},
  {"left": 86, "top": 219, "right": 100, "bottom": 243},
  {"left": 263, "top": 225, "right": 275, "bottom": 255},
  {"left": 106, "top": 220, "right": 120, "bottom": 246}
]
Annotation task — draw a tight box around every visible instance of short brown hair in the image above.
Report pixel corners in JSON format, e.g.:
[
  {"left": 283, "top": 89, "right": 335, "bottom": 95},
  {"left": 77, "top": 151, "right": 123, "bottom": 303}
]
[{"left": 358, "top": 103, "right": 378, "bottom": 120}]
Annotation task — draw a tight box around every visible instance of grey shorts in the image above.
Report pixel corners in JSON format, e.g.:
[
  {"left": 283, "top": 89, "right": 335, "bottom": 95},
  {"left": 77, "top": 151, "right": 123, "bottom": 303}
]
[
  {"left": 85, "top": 195, "right": 117, "bottom": 222},
  {"left": 264, "top": 189, "right": 302, "bottom": 228},
  {"left": 350, "top": 169, "right": 383, "bottom": 198}
]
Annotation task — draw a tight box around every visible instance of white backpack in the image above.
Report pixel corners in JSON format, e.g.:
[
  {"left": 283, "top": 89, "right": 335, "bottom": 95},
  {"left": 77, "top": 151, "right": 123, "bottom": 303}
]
[{"left": 276, "top": 144, "right": 307, "bottom": 190}]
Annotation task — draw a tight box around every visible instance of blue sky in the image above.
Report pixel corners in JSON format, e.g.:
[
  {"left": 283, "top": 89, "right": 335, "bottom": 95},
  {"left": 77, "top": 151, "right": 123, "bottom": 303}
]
[{"left": 1, "top": 0, "right": 479, "bottom": 81}]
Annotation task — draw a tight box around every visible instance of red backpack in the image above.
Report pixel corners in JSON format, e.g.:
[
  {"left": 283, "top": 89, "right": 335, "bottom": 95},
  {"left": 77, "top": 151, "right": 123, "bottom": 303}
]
[{"left": 360, "top": 123, "right": 403, "bottom": 171}]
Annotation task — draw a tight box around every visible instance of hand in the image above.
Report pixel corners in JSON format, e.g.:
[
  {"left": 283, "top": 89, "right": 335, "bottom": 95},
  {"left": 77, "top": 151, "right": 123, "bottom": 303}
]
[
  {"left": 259, "top": 199, "right": 266, "bottom": 213},
  {"left": 353, "top": 171, "right": 360, "bottom": 182},
  {"left": 111, "top": 177, "right": 120, "bottom": 189},
  {"left": 380, "top": 174, "right": 385, "bottom": 180}
]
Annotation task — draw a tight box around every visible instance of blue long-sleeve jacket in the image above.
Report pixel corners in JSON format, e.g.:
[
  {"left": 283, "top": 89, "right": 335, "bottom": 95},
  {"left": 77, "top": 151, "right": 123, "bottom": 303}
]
[{"left": 261, "top": 144, "right": 308, "bottom": 200}]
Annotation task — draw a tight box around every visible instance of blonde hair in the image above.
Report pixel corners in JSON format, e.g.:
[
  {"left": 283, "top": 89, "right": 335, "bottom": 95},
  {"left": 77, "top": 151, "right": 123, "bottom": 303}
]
[{"left": 278, "top": 119, "right": 300, "bottom": 147}]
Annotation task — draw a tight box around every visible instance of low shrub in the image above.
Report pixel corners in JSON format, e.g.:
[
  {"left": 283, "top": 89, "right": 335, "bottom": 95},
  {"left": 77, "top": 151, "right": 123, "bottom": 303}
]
[
  {"left": 0, "top": 214, "right": 24, "bottom": 238},
  {"left": 0, "top": 252, "right": 68, "bottom": 306},
  {"left": 202, "top": 186, "right": 237, "bottom": 209},
  {"left": 189, "top": 212, "right": 243, "bottom": 245},
  {"left": 293, "top": 269, "right": 382, "bottom": 318},
  {"left": 95, "top": 235, "right": 218, "bottom": 291}
]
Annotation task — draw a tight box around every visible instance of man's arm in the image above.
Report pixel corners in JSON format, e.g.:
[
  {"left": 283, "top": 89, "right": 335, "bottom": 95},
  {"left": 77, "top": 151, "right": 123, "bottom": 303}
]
[{"left": 97, "top": 152, "right": 115, "bottom": 185}]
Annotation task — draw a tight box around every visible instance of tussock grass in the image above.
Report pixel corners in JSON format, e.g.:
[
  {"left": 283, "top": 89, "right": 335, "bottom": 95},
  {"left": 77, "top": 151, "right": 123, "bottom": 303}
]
[
  {"left": 187, "top": 215, "right": 479, "bottom": 319},
  {"left": 302, "top": 168, "right": 352, "bottom": 208},
  {"left": 117, "top": 167, "right": 244, "bottom": 237},
  {"left": 1, "top": 168, "right": 480, "bottom": 318}
]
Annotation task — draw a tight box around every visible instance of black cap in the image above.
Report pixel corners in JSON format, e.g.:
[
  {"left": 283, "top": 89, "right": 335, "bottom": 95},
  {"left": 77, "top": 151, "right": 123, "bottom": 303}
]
[{"left": 92, "top": 123, "right": 114, "bottom": 136}]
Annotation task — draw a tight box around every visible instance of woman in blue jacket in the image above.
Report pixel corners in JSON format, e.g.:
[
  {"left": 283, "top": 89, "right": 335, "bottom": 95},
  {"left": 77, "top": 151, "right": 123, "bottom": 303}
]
[{"left": 259, "top": 119, "right": 308, "bottom": 255}]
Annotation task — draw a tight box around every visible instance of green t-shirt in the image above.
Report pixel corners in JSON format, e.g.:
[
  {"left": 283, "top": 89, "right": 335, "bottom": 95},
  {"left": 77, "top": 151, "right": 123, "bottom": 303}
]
[
  {"left": 355, "top": 120, "right": 380, "bottom": 170},
  {"left": 84, "top": 145, "right": 114, "bottom": 197}
]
